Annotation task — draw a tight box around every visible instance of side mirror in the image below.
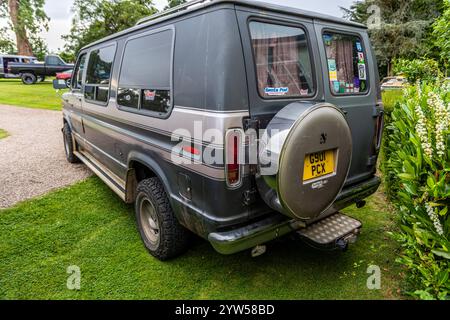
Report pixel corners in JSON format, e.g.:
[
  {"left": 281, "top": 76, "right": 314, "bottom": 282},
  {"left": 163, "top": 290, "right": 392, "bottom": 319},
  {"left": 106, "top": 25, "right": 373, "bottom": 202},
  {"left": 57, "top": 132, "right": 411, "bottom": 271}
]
[{"left": 53, "top": 79, "right": 68, "bottom": 90}]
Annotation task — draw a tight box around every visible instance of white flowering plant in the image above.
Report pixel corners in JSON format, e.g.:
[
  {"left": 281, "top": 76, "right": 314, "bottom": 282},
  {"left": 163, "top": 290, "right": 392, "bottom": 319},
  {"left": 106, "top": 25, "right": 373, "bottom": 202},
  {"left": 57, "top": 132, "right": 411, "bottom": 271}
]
[{"left": 385, "top": 81, "right": 450, "bottom": 299}]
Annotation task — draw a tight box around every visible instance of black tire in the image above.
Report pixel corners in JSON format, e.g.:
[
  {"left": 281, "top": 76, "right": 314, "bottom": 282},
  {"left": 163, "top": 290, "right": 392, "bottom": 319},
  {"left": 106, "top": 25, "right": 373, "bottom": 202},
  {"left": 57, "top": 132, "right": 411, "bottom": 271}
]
[
  {"left": 21, "top": 72, "right": 37, "bottom": 85},
  {"left": 37, "top": 75, "right": 45, "bottom": 82},
  {"left": 135, "top": 177, "right": 190, "bottom": 260},
  {"left": 65, "top": 79, "right": 71, "bottom": 88},
  {"left": 62, "top": 123, "right": 80, "bottom": 163}
]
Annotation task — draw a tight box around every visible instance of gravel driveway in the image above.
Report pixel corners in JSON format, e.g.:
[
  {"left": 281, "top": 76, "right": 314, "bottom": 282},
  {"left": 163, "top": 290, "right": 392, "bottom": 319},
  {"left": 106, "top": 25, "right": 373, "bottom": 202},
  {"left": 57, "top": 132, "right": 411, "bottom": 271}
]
[{"left": 0, "top": 105, "right": 91, "bottom": 208}]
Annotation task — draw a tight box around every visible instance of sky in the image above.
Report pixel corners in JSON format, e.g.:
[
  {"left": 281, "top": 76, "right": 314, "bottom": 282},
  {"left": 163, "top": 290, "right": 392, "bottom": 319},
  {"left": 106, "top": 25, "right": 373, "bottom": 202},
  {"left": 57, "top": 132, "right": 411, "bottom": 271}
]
[{"left": 3, "top": 0, "right": 356, "bottom": 52}]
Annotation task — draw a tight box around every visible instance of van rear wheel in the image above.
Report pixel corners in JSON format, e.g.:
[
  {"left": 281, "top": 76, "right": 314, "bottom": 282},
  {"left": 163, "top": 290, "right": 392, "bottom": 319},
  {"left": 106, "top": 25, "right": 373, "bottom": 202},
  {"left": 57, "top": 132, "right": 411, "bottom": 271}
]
[{"left": 135, "top": 177, "right": 190, "bottom": 260}]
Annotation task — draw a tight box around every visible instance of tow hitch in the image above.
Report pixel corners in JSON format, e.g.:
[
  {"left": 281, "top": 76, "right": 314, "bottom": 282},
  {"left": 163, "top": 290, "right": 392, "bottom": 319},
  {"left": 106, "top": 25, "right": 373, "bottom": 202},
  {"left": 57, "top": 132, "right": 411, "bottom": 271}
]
[{"left": 297, "top": 213, "right": 362, "bottom": 251}]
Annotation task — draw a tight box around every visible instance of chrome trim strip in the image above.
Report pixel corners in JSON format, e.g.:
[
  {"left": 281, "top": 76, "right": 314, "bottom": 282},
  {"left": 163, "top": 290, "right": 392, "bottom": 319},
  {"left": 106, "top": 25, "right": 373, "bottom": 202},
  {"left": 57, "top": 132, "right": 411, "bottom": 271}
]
[
  {"left": 73, "top": 131, "right": 127, "bottom": 170},
  {"left": 74, "top": 150, "right": 126, "bottom": 201}
]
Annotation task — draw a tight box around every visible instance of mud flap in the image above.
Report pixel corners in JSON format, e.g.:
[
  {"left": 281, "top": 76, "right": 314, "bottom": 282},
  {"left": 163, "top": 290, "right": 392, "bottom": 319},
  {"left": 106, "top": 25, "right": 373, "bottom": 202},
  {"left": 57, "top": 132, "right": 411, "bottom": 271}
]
[{"left": 297, "top": 213, "right": 361, "bottom": 251}]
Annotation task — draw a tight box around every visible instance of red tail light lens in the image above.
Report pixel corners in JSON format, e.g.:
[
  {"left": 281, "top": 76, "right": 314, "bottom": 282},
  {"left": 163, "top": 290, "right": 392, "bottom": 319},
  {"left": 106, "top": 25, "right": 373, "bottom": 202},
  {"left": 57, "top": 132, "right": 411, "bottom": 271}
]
[{"left": 225, "top": 129, "right": 242, "bottom": 188}]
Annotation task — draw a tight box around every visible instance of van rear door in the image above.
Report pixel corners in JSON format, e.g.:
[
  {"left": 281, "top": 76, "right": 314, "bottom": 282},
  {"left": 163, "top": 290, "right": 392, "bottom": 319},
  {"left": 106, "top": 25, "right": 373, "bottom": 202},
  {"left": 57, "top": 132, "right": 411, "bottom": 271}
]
[
  {"left": 235, "top": 7, "right": 320, "bottom": 120},
  {"left": 314, "top": 22, "right": 383, "bottom": 186}
]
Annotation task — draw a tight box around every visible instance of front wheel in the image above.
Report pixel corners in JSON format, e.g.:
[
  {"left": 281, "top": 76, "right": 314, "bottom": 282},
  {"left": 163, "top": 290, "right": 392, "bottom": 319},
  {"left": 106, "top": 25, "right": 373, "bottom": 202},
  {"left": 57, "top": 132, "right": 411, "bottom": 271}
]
[
  {"left": 21, "top": 73, "right": 37, "bottom": 85},
  {"left": 62, "top": 123, "right": 80, "bottom": 163},
  {"left": 135, "top": 177, "right": 190, "bottom": 260}
]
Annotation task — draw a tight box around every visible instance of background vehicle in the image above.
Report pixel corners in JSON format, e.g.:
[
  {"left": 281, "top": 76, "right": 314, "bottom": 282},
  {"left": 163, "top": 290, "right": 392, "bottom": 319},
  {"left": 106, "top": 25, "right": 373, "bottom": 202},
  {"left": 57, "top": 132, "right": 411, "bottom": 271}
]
[
  {"left": 56, "top": 0, "right": 384, "bottom": 260},
  {"left": 0, "top": 54, "right": 37, "bottom": 79},
  {"left": 56, "top": 70, "right": 73, "bottom": 87},
  {"left": 380, "top": 76, "right": 407, "bottom": 90},
  {"left": 9, "top": 55, "right": 74, "bottom": 84}
]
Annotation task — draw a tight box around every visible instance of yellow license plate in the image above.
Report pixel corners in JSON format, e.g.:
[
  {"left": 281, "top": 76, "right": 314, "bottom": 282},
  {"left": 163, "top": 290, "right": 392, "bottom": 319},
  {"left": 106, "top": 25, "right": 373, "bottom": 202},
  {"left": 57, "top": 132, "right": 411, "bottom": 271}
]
[{"left": 303, "top": 150, "right": 335, "bottom": 181}]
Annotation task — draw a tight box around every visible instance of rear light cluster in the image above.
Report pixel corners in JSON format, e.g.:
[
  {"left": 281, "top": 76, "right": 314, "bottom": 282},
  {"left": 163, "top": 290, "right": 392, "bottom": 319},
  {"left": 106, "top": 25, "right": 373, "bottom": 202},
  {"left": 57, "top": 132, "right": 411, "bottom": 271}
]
[
  {"left": 374, "top": 110, "right": 384, "bottom": 151},
  {"left": 225, "top": 129, "right": 243, "bottom": 188}
]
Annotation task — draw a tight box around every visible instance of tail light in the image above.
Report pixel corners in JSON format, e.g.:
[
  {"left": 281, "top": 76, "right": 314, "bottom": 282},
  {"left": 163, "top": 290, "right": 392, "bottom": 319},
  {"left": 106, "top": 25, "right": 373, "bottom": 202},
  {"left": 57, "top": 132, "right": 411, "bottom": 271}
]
[
  {"left": 374, "top": 110, "right": 384, "bottom": 151},
  {"left": 225, "top": 129, "right": 243, "bottom": 188}
]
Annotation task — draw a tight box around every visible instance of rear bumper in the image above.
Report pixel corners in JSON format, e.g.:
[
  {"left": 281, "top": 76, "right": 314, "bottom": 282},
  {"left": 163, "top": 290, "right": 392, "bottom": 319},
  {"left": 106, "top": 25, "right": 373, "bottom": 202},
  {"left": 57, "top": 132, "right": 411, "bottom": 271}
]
[{"left": 208, "top": 176, "right": 381, "bottom": 254}]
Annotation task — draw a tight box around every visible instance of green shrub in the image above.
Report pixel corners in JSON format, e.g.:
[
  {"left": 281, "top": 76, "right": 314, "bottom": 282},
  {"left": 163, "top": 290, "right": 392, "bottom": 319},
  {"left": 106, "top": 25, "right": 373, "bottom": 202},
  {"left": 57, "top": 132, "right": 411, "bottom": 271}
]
[
  {"left": 384, "top": 81, "right": 450, "bottom": 299},
  {"left": 393, "top": 59, "right": 442, "bottom": 83}
]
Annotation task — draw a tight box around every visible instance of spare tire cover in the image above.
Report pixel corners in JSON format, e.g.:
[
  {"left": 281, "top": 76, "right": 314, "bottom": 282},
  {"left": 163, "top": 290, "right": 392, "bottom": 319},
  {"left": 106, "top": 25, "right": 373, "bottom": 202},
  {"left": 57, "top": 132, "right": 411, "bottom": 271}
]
[{"left": 258, "top": 102, "right": 352, "bottom": 221}]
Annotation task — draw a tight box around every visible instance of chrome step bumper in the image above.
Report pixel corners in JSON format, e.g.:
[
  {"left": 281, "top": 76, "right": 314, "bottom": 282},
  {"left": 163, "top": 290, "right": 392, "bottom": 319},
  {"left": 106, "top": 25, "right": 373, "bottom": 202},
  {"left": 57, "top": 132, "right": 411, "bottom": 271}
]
[
  {"left": 208, "top": 176, "right": 380, "bottom": 255},
  {"left": 297, "top": 213, "right": 361, "bottom": 251}
]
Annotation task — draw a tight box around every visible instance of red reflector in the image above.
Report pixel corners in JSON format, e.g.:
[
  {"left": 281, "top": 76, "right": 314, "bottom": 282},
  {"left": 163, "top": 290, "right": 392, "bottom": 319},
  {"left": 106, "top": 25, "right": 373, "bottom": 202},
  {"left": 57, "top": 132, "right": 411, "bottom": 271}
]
[{"left": 182, "top": 146, "right": 200, "bottom": 156}]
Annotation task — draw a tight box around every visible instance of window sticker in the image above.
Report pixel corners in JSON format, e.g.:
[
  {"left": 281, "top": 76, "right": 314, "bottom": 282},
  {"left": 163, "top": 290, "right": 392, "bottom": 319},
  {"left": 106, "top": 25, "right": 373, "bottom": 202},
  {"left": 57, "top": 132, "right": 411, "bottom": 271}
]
[
  {"left": 264, "top": 87, "right": 289, "bottom": 96},
  {"left": 327, "top": 59, "right": 338, "bottom": 81},
  {"left": 356, "top": 41, "right": 363, "bottom": 52},
  {"left": 358, "top": 63, "right": 367, "bottom": 80},
  {"left": 143, "top": 89, "right": 156, "bottom": 101},
  {"left": 358, "top": 52, "right": 365, "bottom": 63},
  {"left": 333, "top": 81, "right": 340, "bottom": 93}
]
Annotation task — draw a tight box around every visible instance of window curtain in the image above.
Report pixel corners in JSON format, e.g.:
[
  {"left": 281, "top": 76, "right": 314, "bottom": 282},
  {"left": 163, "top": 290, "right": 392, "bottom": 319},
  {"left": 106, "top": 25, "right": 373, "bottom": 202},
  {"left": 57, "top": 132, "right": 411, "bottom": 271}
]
[
  {"left": 335, "top": 39, "right": 354, "bottom": 84},
  {"left": 252, "top": 32, "right": 303, "bottom": 95}
]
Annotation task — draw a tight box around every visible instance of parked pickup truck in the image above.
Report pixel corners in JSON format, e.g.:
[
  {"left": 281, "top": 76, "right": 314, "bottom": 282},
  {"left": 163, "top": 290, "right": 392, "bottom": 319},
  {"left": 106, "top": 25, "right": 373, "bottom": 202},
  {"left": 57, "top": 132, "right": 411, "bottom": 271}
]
[{"left": 8, "top": 55, "right": 74, "bottom": 84}]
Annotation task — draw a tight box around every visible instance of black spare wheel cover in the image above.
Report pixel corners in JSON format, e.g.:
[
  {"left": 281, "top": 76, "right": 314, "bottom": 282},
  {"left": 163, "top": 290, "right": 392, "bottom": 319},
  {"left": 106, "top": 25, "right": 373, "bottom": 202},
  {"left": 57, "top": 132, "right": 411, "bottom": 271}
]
[{"left": 259, "top": 102, "right": 352, "bottom": 221}]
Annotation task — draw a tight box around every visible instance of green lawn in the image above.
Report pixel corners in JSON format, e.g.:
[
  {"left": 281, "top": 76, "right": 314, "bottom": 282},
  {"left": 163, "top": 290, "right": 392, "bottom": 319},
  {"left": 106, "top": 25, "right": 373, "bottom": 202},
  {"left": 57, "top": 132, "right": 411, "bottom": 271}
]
[
  {"left": 382, "top": 89, "right": 404, "bottom": 112},
  {"left": 0, "top": 128, "right": 8, "bottom": 139},
  {"left": 0, "top": 177, "right": 403, "bottom": 300},
  {"left": 0, "top": 79, "right": 65, "bottom": 110}
]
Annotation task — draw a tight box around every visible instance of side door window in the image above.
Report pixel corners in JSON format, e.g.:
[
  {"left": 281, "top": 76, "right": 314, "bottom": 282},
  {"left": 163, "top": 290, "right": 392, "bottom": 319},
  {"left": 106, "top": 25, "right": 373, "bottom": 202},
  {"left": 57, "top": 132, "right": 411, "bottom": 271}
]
[
  {"left": 72, "top": 53, "right": 87, "bottom": 90},
  {"left": 84, "top": 45, "right": 116, "bottom": 104},
  {"left": 117, "top": 28, "right": 173, "bottom": 117}
]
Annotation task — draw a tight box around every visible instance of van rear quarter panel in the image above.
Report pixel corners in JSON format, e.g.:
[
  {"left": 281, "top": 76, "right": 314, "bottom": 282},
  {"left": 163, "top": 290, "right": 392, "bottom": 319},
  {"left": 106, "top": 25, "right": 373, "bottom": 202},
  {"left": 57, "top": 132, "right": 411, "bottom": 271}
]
[{"left": 76, "top": 6, "right": 258, "bottom": 237}]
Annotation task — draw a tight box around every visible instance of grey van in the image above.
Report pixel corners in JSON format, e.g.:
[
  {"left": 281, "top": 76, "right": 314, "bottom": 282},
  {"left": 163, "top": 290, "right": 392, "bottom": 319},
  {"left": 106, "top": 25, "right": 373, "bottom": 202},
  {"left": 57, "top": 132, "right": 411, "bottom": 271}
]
[
  {"left": 55, "top": 0, "right": 384, "bottom": 260},
  {"left": 0, "top": 54, "right": 37, "bottom": 78}
]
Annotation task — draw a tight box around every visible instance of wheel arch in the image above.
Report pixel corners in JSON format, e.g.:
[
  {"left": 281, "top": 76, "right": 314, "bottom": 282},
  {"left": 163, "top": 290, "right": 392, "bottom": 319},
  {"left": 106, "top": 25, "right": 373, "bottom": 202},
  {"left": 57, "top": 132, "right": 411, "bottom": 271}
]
[{"left": 125, "top": 151, "right": 174, "bottom": 204}]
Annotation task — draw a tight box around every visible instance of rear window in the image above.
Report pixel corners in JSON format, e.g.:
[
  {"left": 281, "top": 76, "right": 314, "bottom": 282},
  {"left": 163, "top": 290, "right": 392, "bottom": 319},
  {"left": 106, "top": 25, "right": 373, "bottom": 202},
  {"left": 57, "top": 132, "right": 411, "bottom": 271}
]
[
  {"left": 249, "top": 21, "right": 315, "bottom": 99},
  {"left": 323, "top": 32, "right": 368, "bottom": 95},
  {"left": 117, "top": 29, "right": 173, "bottom": 117}
]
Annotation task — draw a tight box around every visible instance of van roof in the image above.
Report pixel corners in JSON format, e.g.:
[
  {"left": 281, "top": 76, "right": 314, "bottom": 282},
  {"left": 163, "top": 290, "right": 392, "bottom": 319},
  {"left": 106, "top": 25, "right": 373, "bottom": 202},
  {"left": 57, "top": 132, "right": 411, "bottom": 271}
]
[{"left": 82, "top": 0, "right": 366, "bottom": 51}]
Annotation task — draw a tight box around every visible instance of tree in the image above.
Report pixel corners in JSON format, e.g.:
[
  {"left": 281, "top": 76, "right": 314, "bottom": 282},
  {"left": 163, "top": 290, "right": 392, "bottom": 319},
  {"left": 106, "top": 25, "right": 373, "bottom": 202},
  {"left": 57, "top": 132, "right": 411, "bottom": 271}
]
[
  {"left": 433, "top": 3, "right": 450, "bottom": 74},
  {"left": 0, "top": 27, "right": 16, "bottom": 54},
  {"left": 63, "top": 0, "right": 158, "bottom": 57},
  {"left": 343, "top": 0, "right": 446, "bottom": 76},
  {"left": 0, "top": 0, "right": 49, "bottom": 56},
  {"left": 165, "top": 0, "right": 187, "bottom": 10}
]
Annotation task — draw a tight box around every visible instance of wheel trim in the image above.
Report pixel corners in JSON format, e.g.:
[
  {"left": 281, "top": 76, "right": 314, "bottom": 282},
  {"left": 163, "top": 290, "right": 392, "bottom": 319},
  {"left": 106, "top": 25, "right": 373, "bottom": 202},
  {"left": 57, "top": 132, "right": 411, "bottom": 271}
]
[{"left": 140, "top": 198, "right": 160, "bottom": 245}]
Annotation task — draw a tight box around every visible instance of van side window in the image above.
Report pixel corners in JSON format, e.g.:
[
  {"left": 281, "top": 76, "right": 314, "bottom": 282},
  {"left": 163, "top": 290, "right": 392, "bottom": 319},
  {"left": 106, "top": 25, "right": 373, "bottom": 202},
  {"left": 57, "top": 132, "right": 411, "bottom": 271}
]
[
  {"left": 85, "top": 45, "right": 116, "bottom": 103},
  {"left": 72, "top": 53, "right": 87, "bottom": 90},
  {"left": 323, "top": 32, "right": 368, "bottom": 94},
  {"left": 249, "top": 21, "right": 315, "bottom": 99},
  {"left": 117, "top": 29, "right": 173, "bottom": 116}
]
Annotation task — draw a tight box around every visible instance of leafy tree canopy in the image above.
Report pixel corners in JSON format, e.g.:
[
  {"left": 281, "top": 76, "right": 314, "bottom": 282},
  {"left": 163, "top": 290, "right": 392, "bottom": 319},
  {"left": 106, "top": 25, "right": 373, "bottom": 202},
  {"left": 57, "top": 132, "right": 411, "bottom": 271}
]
[
  {"left": 0, "top": 0, "right": 49, "bottom": 56},
  {"left": 343, "top": 0, "right": 446, "bottom": 75},
  {"left": 63, "top": 0, "right": 158, "bottom": 56},
  {"left": 433, "top": 2, "right": 450, "bottom": 71},
  {"left": 165, "top": 0, "right": 187, "bottom": 9}
]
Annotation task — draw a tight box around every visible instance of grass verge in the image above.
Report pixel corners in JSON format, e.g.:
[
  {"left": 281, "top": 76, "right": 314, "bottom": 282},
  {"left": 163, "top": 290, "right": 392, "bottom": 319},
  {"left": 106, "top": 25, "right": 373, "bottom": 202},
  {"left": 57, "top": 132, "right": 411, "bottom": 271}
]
[
  {"left": 0, "top": 79, "right": 66, "bottom": 110},
  {"left": 0, "top": 177, "right": 403, "bottom": 300},
  {"left": 0, "top": 128, "right": 8, "bottom": 139}
]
